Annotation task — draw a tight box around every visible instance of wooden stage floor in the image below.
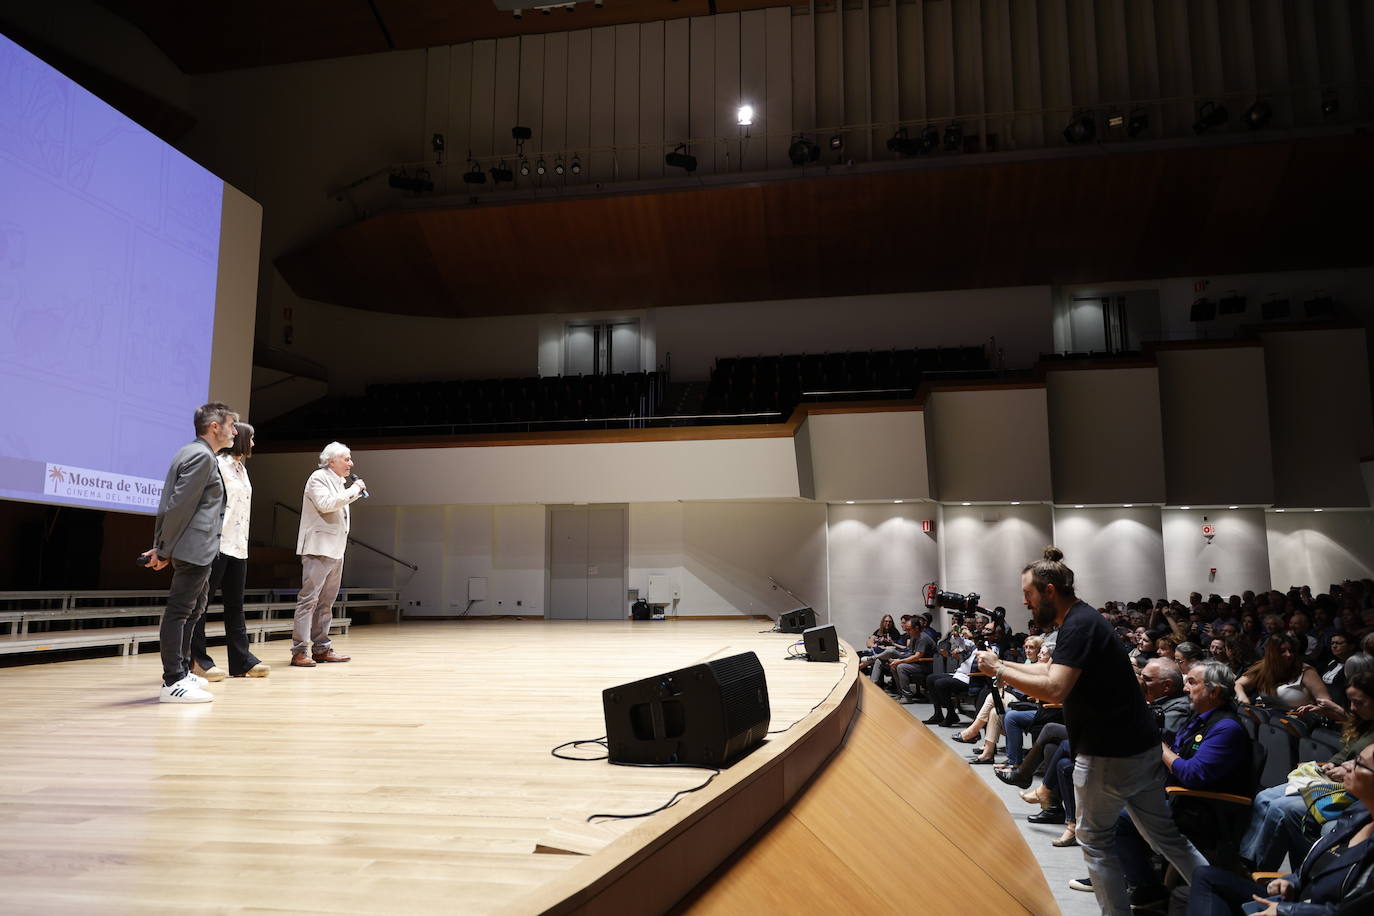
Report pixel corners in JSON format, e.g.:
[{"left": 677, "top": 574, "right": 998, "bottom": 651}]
[{"left": 0, "top": 619, "right": 859, "bottom": 915}]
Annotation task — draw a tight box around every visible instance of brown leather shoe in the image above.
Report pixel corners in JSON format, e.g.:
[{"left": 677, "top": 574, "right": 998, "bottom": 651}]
[
  {"left": 312, "top": 649, "right": 351, "bottom": 663},
  {"left": 290, "top": 653, "right": 317, "bottom": 668}
]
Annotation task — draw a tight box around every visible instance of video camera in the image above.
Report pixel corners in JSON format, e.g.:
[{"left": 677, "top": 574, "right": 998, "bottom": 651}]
[{"left": 924, "top": 582, "right": 1005, "bottom": 624}]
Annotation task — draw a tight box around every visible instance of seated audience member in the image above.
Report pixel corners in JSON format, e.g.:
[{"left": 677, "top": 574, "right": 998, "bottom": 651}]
[
  {"left": 1291, "top": 611, "right": 1320, "bottom": 662},
  {"left": 1175, "top": 642, "right": 1207, "bottom": 677},
  {"left": 1131, "top": 629, "right": 1158, "bottom": 665},
  {"left": 1156, "top": 635, "right": 1179, "bottom": 661},
  {"left": 924, "top": 620, "right": 998, "bottom": 728},
  {"left": 858, "top": 613, "right": 903, "bottom": 659},
  {"left": 1323, "top": 632, "right": 1357, "bottom": 708},
  {"left": 890, "top": 616, "right": 937, "bottom": 704},
  {"left": 861, "top": 614, "right": 914, "bottom": 686},
  {"left": 1256, "top": 614, "right": 1286, "bottom": 653},
  {"left": 1187, "top": 744, "right": 1374, "bottom": 916},
  {"left": 1236, "top": 633, "right": 1346, "bottom": 722},
  {"left": 1141, "top": 657, "right": 1194, "bottom": 744},
  {"left": 1237, "top": 673, "right": 1374, "bottom": 872},
  {"left": 956, "top": 635, "right": 1044, "bottom": 760},
  {"left": 1222, "top": 636, "right": 1258, "bottom": 680},
  {"left": 1208, "top": 637, "right": 1229, "bottom": 664},
  {"left": 1116, "top": 659, "right": 1254, "bottom": 910}
]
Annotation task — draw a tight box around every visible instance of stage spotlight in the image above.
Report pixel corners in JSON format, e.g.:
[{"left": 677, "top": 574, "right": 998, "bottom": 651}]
[
  {"left": 1322, "top": 90, "right": 1340, "bottom": 118},
  {"left": 462, "top": 160, "right": 486, "bottom": 184},
  {"left": 788, "top": 135, "right": 820, "bottom": 166},
  {"left": 554, "top": 157, "right": 565, "bottom": 175},
  {"left": 490, "top": 161, "right": 514, "bottom": 183},
  {"left": 942, "top": 121, "right": 962, "bottom": 152},
  {"left": 570, "top": 155, "right": 581, "bottom": 175},
  {"left": 885, "top": 127, "right": 917, "bottom": 156},
  {"left": 1242, "top": 100, "right": 1272, "bottom": 130},
  {"left": 1192, "top": 100, "right": 1228, "bottom": 134},
  {"left": 1127, "top": 107, "right": 1150, "bottom": 137},
  {"left": 665, "top": 142, "right": 697, "bottom": 172},
  {"left": 518, "top": 158, "right": 530, "bottom": 177},
  {"left": 736, "top": 104, "right": 754, "bottom": 127},
  {"left": 1063, "top": 111, "right": 1096, "bottom": 144},
  {"left": 536, "top": 158, "right": 547, "bottom": 176},
  {"left": 511, "top": 126, "right": 533, "bottom": 142},
  {"left": 829, "top": 133, "right": 843, "bottom": 151}
]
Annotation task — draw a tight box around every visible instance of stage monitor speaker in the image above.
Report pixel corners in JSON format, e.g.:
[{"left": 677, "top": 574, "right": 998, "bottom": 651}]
[
  {"left": 803, "top": 624, "right": 840, "bottom": 662},
  {"left": 778, "top": 607, "right": 817, "bottom": 633},
  {"left": 602, "top": 651, "right": 770, "bottom": 767}
]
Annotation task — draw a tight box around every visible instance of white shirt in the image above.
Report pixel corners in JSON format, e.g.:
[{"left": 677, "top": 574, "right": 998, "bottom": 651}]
[{"left": 217, "top": 454, "right": 252, "bottom": 559}]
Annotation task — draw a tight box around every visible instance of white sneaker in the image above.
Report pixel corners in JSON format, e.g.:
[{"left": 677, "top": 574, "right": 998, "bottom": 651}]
[
  {"left": 159, "top": 677, "right": 213, "bottom": 704},
  {"left": 183, "top": 672, "right": 209, "bottom": 688},
  {"left": 193, "top": 663, "right": 227, "bottom": 682}
]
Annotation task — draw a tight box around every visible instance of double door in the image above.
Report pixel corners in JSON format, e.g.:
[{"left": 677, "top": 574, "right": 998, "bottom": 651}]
[{"left": 548, "top": 505, "right": 626, "bottom": 620}]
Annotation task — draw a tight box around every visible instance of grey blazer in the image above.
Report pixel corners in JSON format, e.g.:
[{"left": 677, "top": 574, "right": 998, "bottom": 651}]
[{"left": 153, "top": 438, "right": 226, "bottom": 566}]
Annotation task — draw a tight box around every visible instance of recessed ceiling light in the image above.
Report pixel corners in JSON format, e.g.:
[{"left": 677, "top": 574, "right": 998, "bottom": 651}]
[
  {"left": 1180, "top": 506, "right": 1191, "bottom": 510},
  {"left": 1010, "top": 501, "right": 1021, "bottom": 506},
  {"left": 893, "top": 500, "right": 903, "bottom": 504},
  {"left": 1228, "top": 505, "right": 1239, "bottom": 510},
  {"left": 1314, "top": 508, "right": 1324, "bottom": 512},
  {"left": 961, "top": 502, "right": 971, "bottom": 506},
  {"left": 1074, "top": 505, "right": 1084, "bottom": 509},
  {"left": 1276, "top": 508, "right": 1286, "bottom": 513},
  {"left": 844, "top": 500, "right": 855, "bottom": 505},
  {"left": 1123, "top": 504, "right": 1133, "bottom": 508}
]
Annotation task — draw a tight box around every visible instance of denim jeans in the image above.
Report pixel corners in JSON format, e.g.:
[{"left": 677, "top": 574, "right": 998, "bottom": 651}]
[
  {"left": 1074, "top": 747, "right": 1209, "bottom": 916},
  {"left": 1237, "top": 783, "right": 1317, "bottom": 871},
  {"left": 1003, "top": 708, "right": 1038, "bottom": 765}
]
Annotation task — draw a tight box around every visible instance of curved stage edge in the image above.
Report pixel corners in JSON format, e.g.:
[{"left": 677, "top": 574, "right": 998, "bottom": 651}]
[{"left": 518, "top": 645, "right": 1058, "bottom": 916}]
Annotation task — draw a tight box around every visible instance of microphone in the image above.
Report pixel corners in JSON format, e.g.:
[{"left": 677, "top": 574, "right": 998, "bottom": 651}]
[{"left": 344, "top": 473, "right": 369, "bottom": 500}]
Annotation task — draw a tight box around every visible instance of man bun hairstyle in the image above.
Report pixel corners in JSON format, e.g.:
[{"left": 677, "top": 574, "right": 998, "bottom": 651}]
[{"left": 1023, "top": 545, "right": 1077, "bottom": 600}]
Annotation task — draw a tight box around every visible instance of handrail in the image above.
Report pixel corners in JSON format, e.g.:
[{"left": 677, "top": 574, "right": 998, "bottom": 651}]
[{"left": 272, "top": 502, "right": 419, "bottom": 572}]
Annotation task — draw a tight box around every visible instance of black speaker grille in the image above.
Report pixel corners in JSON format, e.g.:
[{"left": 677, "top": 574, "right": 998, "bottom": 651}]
[{"left": 707, "top": 652, "right": 771, "bottom": 737}]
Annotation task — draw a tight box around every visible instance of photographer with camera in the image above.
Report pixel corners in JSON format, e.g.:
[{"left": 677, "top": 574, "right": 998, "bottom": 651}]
[{"left": 973, "top": 546, "right": 1206, "bottom": 916}]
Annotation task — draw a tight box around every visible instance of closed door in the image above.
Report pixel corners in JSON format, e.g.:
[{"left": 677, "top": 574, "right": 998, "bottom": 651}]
[{"left": 548, "top": 505, "right": 626, "bottom": 620}]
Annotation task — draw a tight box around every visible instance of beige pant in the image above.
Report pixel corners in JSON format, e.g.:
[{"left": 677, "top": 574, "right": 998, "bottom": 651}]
[{"left": 294, "top": 554, "right": 344, "bottom": 654}]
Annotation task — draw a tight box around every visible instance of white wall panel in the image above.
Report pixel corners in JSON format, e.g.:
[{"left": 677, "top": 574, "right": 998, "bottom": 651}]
[
  {"left": 827, "top": 504, "right": 938, "bottom": 649},
  {"left": 689, "top": 16, "right": 716, "bottom": 170},
  {"left": 541, "top": 33, "right": 568, "bottom": 157},
  {"left": 714, "top": 13, "right": 742, "bottom": 175},
  {"left": 1268, "top": 510, "right": 1374, "bottom": 594},
  {"left": 1052, "top": 506, "right": 1167, "bottom": 607},
  {"left": 765, "top": 6, "right": 793, "bottom": 168},
  {"left": 588, "top": 27, "right": 616, "bottom": 180},
  {"left": 927, "top": 387, "right": 1054, "bottom": 503},
  {"left": 614, "top": 23, "right": 640, "bottom": 181},
  {"left": 740, "top": 10, "right": 768, "bottom": 172},
  {"left": 1163, "top": 507, "right": 1271, "bottom": 598},
  {"left": 938, "top": 503, "right": 1054, "bottom": 622},
  {"left": 807, "top": 410, "right": 929, "bottom": 502}
]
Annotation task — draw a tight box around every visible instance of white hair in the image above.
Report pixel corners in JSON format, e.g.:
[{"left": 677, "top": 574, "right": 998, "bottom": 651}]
[{"left": 318, "top": 441, "right": 351, "bottom": 468}]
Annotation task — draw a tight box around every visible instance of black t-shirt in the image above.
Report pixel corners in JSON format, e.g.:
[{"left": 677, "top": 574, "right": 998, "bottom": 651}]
[{"left": 1053, "top": 601, "right": 1158, "bottom": 757}]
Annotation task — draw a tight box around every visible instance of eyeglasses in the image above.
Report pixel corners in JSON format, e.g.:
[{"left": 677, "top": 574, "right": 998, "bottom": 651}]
[{"left": 1354, "top": 757, "right": 1374, "bottom": 776}]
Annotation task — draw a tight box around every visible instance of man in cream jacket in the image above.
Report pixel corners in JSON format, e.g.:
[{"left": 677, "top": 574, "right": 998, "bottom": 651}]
[{"left": 292, "top": 441, "right": 366, "bottom": 666}]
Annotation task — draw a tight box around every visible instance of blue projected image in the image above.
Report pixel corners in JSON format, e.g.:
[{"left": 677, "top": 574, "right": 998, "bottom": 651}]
[{"left": 0, "top": 32, "right": 226, "bottom": 514}]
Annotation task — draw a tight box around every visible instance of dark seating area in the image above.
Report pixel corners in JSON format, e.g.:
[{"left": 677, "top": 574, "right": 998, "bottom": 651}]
[
  {"left": 266, "top": 371, "right": 665, "bottom": 439},
  {"left": 701, "top": 346, "right": 989, "bottom": 418},
  {"left": 265, "top": 345, "right": 991, "bottom": 439}
]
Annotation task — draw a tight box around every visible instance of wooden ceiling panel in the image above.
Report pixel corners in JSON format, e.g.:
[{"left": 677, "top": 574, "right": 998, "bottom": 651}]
[
  {"left": 275, "top": 135, "right": 1374, "bottom": 319},
  {"left": 97, "top": 0, "right": 797, "bottom": 74}
]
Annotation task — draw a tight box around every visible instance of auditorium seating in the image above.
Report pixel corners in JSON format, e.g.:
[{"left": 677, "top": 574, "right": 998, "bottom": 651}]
[
  {"left": 266, "top": 371, "right": 664, "bottom": 440},
  {"left": 263, "top": 345, "right": 992, "bottom": 439},
  {"left": 700, "top": 346, "right": 989, "bottom": 421}
]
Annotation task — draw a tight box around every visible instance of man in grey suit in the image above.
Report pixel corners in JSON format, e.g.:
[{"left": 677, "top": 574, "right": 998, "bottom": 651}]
[
  {"left": 291, "top": 441, "right": 366, "bottom": 667},
  {"left": 141, "top": 402, "right": 236, "bottom": 703}
]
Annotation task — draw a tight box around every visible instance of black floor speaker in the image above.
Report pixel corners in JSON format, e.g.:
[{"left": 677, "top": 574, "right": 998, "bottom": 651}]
[
  {"left": 803, "top": 624, "right": 840, "bottom": 662},
  {"left": 778, "top": 607, "right": 817, "bottom": 633},
  {"left": 602, "top": 651, "right": 771, "bottom": 767}
]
